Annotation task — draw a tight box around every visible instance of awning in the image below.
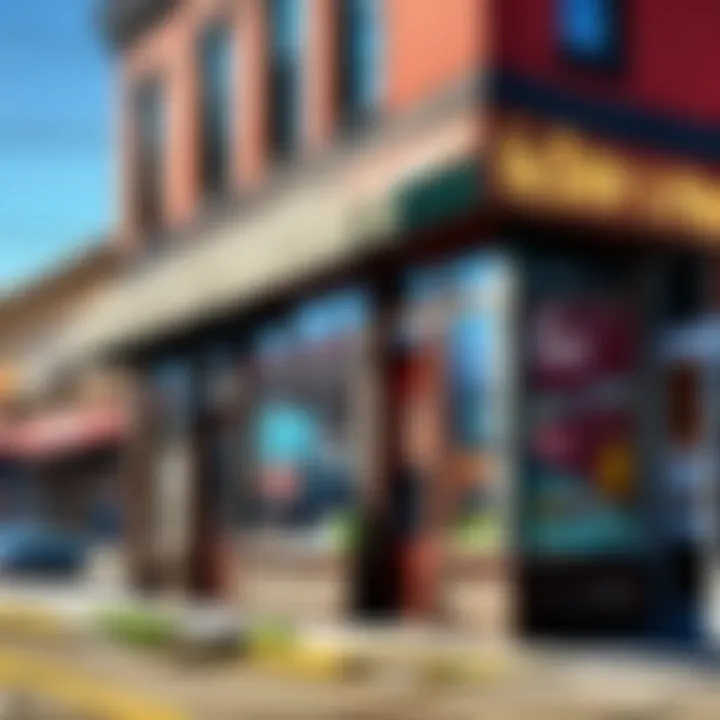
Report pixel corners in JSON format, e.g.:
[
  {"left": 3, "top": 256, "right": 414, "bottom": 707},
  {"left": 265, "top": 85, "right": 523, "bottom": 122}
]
[
  {"left": 0, "top": 405, "right": 129, "bottom": 461},
  {"left": 36, "top": 108, "right": 479, "bottom": 388}
]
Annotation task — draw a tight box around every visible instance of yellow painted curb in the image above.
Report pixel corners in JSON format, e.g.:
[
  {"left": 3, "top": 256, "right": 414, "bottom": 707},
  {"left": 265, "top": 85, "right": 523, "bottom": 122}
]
[
  {"left": 0, "top": 649, "right": 186, "bottom": 720},
  {"left": 249, "top": 645, "right": 351, "bottom": 682},
  {"left": 245, "top": 638, "right": 521, "bottom": 686},
  {"left": 417, "top": 653, "right": 521, "bottom": 686}
]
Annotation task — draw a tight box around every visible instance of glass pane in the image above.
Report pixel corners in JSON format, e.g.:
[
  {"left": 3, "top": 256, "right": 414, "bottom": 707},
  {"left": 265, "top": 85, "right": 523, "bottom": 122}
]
[
  {"left": 200, "top": 24, "right": 233, "bottom": 194},
  {"left": 559, "top": 0, "right": 613, "bottom": 59}
]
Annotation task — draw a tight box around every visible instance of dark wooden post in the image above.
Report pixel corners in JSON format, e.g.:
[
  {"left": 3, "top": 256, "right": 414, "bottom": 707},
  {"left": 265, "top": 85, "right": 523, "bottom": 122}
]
[{"left": 123, "top": 370, "right": 159, "bottom": 594}]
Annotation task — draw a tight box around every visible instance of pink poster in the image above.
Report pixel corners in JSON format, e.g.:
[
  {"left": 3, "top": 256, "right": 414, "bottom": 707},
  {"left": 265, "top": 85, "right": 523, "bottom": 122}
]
[
  {"left": 530, "top": 299, "right": 637, "bottom": 391},
  {"left": 533, "top": 411, "right": 633, "bottom": 482}
]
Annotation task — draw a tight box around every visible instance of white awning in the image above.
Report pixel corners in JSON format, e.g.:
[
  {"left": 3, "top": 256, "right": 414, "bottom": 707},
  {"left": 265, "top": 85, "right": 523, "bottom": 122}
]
[
  {"left": 36, "top": 179, "right": 393, "bottom": 378},
  {"left": 33, "top": 110, "right": 478, "bottom": 391}
]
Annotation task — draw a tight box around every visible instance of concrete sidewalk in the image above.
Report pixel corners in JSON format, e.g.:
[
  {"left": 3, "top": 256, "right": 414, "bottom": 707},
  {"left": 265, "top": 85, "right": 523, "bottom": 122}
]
[
  {"left": 3, "top": 584, "right": 720, "bottom": 718},
  {"left": 3, "top": 634, "right": 720, "bottom": 720}
]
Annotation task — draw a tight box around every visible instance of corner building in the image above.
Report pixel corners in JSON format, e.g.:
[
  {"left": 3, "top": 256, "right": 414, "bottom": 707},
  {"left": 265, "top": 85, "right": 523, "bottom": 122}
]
[{"left": 44, "top": 0, "right": 720, "bottom": 643}]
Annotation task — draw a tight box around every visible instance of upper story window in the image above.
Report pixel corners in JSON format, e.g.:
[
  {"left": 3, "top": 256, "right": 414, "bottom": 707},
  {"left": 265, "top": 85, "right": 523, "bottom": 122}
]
[
  {"left": 336, "top": 0, "right": 384, "bottom": 132},
  {"left": 198, "top": 24, "right": 234, "bottom": 198},
  {"left": 133, "top": 79, "right": 165, "bottom": 238},
  {"left": 267, "top": 0, "right": 305, "bottom": 161},
  {"left": 558, "top": 0, "right": 622, "bottom": 69}
]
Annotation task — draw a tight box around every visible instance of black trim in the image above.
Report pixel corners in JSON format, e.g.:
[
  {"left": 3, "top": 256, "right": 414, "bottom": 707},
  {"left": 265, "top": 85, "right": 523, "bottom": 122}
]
[{"left": 493, "top": 70, "right": 720, "bottom": 164}]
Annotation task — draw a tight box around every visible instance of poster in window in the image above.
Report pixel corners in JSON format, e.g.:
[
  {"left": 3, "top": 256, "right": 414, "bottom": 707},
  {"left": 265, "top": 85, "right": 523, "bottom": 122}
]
[{"left": 525, "top": 298, "right": 643, "bottom": 557}]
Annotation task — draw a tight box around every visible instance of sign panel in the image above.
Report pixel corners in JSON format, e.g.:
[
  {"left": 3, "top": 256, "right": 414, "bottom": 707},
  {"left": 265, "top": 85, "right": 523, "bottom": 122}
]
[{"left": 492, "top": 114, "right": 720, "bottom": 241}]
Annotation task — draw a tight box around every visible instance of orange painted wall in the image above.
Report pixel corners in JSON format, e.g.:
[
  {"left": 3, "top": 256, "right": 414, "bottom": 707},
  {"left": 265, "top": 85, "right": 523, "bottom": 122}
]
[{"left": 386, "top": 0, "right": 488, "bottom": 114}]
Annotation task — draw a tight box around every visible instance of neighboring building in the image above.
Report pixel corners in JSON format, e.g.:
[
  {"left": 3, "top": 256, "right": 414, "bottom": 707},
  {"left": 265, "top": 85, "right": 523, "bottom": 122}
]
[
  {"left": 39, "top": 0, "right": 720, "bottom": 642},
  {"left": 0, "top": 242, "right": 128, "bottom": 541}
]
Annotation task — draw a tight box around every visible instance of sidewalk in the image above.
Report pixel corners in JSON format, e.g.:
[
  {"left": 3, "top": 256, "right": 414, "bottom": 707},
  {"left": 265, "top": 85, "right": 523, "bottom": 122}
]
[
  {"left": 3, "top": 632, "right": 720, "bottom": 719},
  {"left": 3, "top": 585, "right": 720, "bottom": 718},
  {"left": 0, "top": 584, "right": 524, "bottom": 682}
]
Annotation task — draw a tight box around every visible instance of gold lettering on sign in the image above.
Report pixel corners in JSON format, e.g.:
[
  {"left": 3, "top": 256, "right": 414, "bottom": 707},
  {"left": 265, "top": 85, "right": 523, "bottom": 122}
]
[
  {"left": 497, "top": 131, "right": 546, "bottom": 202},
  {"left": 495, "top": 118, "right": 720, "bottom": 241}
]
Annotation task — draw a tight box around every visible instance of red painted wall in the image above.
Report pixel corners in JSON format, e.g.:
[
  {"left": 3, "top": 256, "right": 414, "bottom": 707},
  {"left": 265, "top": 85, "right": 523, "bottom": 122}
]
[{"left": 498, "top": 0, "right": 720, "bottom": 125}]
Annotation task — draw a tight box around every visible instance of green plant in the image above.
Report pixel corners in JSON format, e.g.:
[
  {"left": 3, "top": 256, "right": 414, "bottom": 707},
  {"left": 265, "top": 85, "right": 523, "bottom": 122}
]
[
  {"left": 96, "top": 608, "right": 178, "bottom": 650},
  {"left": 452, "top": 512, "right": 503, "bottom": 552},
  {"left": 248, "top": 617, "right": 299, "bottom": 657},
  {"left": 328, "top": 510, "right": 361, "bottom": 552}
]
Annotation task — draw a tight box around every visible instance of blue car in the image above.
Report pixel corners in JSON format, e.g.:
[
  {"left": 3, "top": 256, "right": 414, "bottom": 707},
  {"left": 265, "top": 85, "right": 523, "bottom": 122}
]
[{"left": 0, "top": 524, "right": 87, "bottom": 578}]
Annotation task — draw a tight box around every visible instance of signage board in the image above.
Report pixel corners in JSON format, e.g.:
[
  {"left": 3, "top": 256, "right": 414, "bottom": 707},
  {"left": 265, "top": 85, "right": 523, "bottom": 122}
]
[{"left": 492, "top": 114, "right": 720, "bottom": 242}]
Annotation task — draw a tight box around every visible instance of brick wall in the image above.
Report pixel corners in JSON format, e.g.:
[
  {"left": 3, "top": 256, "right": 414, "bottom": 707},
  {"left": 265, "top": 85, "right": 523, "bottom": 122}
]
[{"left": 119, "top": 0, "right": 486, "bottom": 250}]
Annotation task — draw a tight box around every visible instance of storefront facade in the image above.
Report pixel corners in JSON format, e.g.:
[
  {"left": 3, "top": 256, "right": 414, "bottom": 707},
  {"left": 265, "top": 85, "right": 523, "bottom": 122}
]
[
  {"left": 491, "top": 0, "right": 720, "bottom": 641},
  {"left": 0, "top": 405, "right": 127, "bottom": 539},
  {"left": 39, "top": 0, "right": 720, "bottom": 641}
]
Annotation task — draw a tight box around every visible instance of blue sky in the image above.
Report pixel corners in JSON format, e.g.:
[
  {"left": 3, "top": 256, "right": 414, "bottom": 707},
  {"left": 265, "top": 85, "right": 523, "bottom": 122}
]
[{"left": 0, "top": 0, "right": 114, "bottom": 292}]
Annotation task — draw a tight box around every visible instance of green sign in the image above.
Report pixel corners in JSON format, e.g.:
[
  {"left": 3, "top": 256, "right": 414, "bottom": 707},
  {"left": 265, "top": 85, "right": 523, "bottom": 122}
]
[{"left": 395, "top": 159, "right": 479, "bottom": 234}]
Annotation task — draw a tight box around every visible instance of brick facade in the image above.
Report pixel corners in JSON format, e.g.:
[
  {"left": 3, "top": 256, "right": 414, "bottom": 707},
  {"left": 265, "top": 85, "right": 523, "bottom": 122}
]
[{"left": 119, "top": 0, "right": 486, "bottom": 249}]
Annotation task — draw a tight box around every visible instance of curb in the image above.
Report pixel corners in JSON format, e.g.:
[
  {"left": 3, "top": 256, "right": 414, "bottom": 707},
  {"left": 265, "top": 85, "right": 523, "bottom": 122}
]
[
  {"left": 0, "top": 595, "right": 523, "bottom": 687},
  {"left": 242, "top": 633, "right": 523, "bottom": 686},
  {"left": 247, "top": 644, "right": 354, "bottom": 682}
]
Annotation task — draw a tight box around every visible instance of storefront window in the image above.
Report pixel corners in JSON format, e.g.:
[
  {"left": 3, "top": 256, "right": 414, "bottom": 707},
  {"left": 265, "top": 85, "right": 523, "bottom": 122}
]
[
  {"left": 523, "top": 264, "right": 645, "bottom": 557},
  {"left": 245, "top": 291, "right": 369, "bottom": 552},
  {"left": 200, "top": 344, "right": 243, "bottom": 531},
  {"left": 401, "top": 252, "right": 514, "bottom": 556},
  {"left": 448, "top": 255, "right": 513, "bottom": 555},
  {"left": 150, "top": 359, "right": 196, "bottom": 566}
]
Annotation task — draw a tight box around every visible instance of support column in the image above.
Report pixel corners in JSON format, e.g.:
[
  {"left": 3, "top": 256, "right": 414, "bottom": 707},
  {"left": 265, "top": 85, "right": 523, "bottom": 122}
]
[
  {"left": 350, "top": 276, "right": 447, "bottom": 622},
  {"left": 124, "top": 371, "right": 159, "bottom": 593},
  {"left": 187, "top": 349, "right": 245, "bottom": 599},
  {"left": 350, "top": 277, "right": 405, "bottom": 618}
]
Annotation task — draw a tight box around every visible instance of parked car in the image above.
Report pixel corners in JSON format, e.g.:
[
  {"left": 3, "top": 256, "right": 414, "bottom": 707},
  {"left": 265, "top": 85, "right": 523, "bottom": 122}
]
[{"left": 0, "top": 523, "right": 87, "bottom": 579}]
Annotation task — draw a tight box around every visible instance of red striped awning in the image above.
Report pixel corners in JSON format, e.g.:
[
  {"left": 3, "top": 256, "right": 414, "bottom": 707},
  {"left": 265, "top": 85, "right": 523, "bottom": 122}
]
[{"left": 0, "top": 405, "right": 128, "bottom": 461}]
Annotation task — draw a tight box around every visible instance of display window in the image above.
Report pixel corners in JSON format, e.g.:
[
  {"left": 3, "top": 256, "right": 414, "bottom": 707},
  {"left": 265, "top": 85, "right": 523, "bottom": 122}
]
[
  {"left": 401, "top": 251, "right": 515, "bottom": 556},
  {"left": 244, "top": 290, "right": 369, "bottom": 552},
  {"left": 149, "top": 360, "right": 196, "bottom": 568},
  {"left": 523, "top": 283, "right": 645, "bottom": 557}
]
